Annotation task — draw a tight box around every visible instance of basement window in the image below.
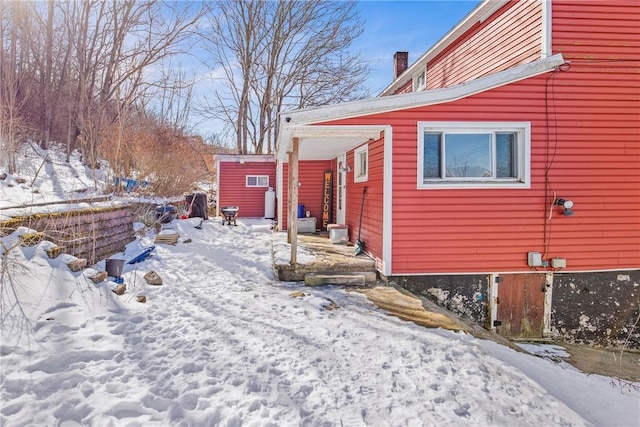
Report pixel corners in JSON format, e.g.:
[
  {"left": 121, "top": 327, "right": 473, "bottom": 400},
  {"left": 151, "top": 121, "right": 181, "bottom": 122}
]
[
  {"left": 354, "top": 145, "right": 368, "bottom": 183},
  {"left": 246, "top": 175, "right": 269, "bottom": 187},
  {"left": 417, "top": 122, "right": 530, "bottom": 189}
]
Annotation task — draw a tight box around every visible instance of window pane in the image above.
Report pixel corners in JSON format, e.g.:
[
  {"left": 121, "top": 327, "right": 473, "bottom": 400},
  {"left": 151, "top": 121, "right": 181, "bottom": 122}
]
[
  {"left": 496, "top": 133, "right": 516, "bottom": 178},
  {"left": 258, "top": 176, "right": 268, "bottom": 186},
  {"left": 247, "top": 176, "right": 257, "bottom": 186},
  {"left": 444, "top": 133, "right": 491, "bottom": 177},
  {"left": 423, "top": 133, "right": 441, "bottom": 178}
]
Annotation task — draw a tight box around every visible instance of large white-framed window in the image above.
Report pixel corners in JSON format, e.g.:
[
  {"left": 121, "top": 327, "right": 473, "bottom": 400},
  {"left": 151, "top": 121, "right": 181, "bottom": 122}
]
[
  {"left": 354, "top": 145, "right": 368, "bottom": 183},
  {"left": 417, "top": 122, "right": 531, "bottom": 189},
  {"left": 246, "top": 175, "right": 269, "bottom": 187}
]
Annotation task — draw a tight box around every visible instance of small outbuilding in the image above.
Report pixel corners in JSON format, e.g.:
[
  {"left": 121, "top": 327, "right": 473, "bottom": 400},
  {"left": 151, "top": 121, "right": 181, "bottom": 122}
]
[{"left": 214, "top": 154, "right": 276, "bottom": 219}]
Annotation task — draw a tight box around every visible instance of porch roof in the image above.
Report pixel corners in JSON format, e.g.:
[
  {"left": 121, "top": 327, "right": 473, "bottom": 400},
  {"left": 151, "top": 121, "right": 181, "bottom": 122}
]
[
  {"left": 276, "top": 53, "right": 565, "bottom": 161},
  {"left": 276, "top": 125, "right": 386, "bottom": 163}
]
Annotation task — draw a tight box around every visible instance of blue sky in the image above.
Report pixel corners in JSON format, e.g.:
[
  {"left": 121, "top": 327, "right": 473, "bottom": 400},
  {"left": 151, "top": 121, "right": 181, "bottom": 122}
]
[{"left": 355, "top": 0, "right": 482, "bottom": 94}]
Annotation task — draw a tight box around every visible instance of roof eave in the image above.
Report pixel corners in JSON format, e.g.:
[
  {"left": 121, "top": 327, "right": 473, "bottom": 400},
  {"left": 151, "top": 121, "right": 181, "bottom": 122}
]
[{"left": 280, "top": 53, "right": 565, "bottom": 128}]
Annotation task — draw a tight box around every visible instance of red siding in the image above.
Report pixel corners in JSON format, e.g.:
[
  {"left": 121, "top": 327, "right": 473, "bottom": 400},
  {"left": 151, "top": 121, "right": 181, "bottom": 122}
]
[
  {"left": 281, "top": 160, "right": 332, "bottom": 230},
  {"left": 387, "top": 61, "right": 639, "bottom": 274},
  {"left": 321, "top": 0, "right": 639, "bottom": 274},
  {"left": 428, "top": 1, "right": 542, "bottom": 89},
  {"left": 218, "top": 161, "right": 276, "bottom": 217},
  {"left": 393, "top": 80, "right": 413, "bottom": 95},
  {"left": 344, "top": 138, "right": 385, "bottom": 266}
]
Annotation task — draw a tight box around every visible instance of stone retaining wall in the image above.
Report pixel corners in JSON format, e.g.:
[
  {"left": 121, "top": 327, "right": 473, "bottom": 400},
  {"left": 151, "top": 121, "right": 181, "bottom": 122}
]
[{"left": 0, "top": 205, "right": 134, "bottom": 265}]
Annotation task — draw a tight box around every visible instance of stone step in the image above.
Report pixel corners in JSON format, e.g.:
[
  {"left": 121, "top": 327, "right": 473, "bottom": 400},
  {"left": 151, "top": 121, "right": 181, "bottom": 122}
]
[{"left": 304, "top": 271, "right": 376, "bottom": 286}]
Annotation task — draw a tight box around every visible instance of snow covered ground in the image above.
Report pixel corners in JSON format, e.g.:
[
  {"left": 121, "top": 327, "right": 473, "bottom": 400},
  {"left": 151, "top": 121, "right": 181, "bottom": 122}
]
[{"left": 1, "top": 148, "right": 639, "bottom": 426}]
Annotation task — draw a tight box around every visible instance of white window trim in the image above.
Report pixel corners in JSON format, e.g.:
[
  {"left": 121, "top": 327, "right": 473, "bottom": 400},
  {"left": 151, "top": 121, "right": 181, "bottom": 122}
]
[
  {"left": 246, "top": 175, "right": 269, "bottom": 187},
  {"left": 417, "top": 121, "right": 531, "bottom": 189},
  {"left": 413, "top": 70, "right": 426, "bottom": 92},
  {"left": 354, "top": 144, "right": 368, "bottom": 183}
]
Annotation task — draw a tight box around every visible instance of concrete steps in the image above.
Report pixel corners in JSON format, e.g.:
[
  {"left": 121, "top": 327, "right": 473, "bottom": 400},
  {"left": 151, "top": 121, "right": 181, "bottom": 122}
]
[{"left": 304, "top": 271, "right": 377, "bottom": 286}]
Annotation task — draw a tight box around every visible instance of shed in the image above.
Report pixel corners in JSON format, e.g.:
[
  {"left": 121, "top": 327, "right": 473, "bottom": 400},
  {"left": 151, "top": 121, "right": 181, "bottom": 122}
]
[{"left": 214, "top": 154, "right": 276, "bottom": 218}]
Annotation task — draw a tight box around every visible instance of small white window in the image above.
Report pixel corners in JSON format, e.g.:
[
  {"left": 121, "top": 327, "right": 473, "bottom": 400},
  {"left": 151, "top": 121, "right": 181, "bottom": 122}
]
[
  {"left": 246, "top": 175, "right": 269, "bottom": 187},
  {"left": 413, "top": 70, "right": 426, "bottom": 91},
  {"left": 354, "top": 145, "right": 368, "bottom": 183},
  {"left": 417, "top": 122, "right": 530, "bottom": 189}
]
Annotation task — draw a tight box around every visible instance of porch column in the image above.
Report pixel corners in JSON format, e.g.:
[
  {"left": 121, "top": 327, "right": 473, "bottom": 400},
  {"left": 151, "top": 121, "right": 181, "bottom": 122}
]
[{"left": 287, "top": 137, "right": 299, "bottom": 265}]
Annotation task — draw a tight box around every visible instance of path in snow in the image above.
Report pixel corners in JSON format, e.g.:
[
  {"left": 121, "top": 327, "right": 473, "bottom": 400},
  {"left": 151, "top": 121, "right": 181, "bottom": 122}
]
[{"left": 2, "top": 219, "right": 591, "bottom": 426}]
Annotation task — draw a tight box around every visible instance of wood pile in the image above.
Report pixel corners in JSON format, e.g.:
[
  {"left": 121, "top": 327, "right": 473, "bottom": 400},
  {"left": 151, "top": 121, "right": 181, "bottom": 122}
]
[{"left": 154, "top": 232, "right": 179, "bottom": 245}]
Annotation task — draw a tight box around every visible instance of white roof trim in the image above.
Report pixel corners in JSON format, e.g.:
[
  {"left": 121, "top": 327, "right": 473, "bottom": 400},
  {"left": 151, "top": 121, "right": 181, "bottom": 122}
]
[
  {"left": 214, "top": 154, "right": 275, "bottom": 163},
  {"left": 279, "top": 54, "right": 565, "bottom": 129},
  {"left": 276, "top": 125, "right": 386, "bottom": 161},
  {"left": 380, "top": 0, "right": 508, "bottom": 96}
]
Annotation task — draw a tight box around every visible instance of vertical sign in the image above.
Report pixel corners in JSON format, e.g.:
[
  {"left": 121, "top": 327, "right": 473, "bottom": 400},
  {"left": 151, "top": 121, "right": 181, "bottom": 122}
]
[{"left": 321, "top": 170, "right": 333, "bottom": 230}]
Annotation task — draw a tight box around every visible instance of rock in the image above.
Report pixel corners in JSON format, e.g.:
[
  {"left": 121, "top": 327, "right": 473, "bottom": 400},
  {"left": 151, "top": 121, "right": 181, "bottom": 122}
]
[
  {"left": 183, "top": 238, "right": 192, "bottom": 244},
  {"left": 112, "top": 283, "right": 126, "bottom": 295},
  {"left": 15, "top": 177, "right": 26, "bottom": 184},
  {"left": 45, "top": 245, "right": 65, "bottom": 259},
  {"left": 68, "top": 258, "right": 88, "bottom": 272},
  {"left": 0, "top": 173, "right": 6, "bottom": 180},
  {"left": 136, "top": 295, "right": 147, "bottom": 303},
  {"left": 323, "top": 298, "right": 339, "bottom": 311},
  {"left": 90, "top": 271, "right": 108, "bottom": 283},
  {"left": 289, "top": 291, "right": 307, "bottom": 298},
  {"left": 144, "top": 271, "right": 163, "bottom": 286}
]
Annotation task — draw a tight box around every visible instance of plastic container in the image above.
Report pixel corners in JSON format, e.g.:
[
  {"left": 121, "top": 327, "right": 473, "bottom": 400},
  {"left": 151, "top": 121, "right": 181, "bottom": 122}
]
[
  {"left": 106, "top": 258, "right": 125, "bottom": 278},
  {"left": 297, "top": 204, "right": 305, "bottom": 218},
  {"left": 264, "top": 187, "right": 276, "bottom": 219},
  {"left": 298, "top": 217, "right": 316, "bottom": 233},
  {"left": 328, "top": 224, "right": 348, "bottom": 244}
]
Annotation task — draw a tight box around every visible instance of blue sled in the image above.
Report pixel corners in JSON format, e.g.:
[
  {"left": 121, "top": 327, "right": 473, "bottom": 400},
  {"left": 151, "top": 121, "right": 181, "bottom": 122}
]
[{"left": 126, "top": 245, "right": 156, "bottom": 265}]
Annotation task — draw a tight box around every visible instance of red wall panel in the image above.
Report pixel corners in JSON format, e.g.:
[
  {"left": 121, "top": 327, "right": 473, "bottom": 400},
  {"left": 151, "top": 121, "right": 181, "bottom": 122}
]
[
  {"left": 343, "top": 139, "right": 385, "bottom": 266},
  {"left": 427, "top": 1, "right": 542, "bottom": 89},
  {"left": 281, "top": 160, "right": 332, "bottom": 231}
]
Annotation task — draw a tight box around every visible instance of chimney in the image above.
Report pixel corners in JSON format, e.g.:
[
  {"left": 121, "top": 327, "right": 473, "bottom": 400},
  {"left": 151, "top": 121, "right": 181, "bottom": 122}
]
[{"left": 393, "top": 51, "right": 409, "bottom": 79}]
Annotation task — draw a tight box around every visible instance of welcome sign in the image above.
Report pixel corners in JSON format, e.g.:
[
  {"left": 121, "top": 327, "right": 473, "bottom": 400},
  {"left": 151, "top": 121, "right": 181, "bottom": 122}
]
[{"left": 321, "top": 170, "right": 333, "bottom": 230}]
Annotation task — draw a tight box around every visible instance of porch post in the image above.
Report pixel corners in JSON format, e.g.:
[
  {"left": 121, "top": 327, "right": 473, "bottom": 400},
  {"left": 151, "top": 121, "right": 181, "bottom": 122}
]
[{"left": 288, "top": 137, "right": 299, "bottom": 264}]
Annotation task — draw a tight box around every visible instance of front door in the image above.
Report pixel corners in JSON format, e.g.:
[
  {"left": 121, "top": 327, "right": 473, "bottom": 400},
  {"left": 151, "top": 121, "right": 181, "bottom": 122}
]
[
  {"left": 495, "top": 274, "right": 546, "bottom": 339},
  {"left": 336, "top": 153, "right": 346, "bottom": 224}
]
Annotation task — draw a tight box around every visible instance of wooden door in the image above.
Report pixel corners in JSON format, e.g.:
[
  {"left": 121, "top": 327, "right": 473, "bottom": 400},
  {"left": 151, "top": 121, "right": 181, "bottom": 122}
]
[{"left": 495, "top": 274, "right": 546, "bottom": 339}]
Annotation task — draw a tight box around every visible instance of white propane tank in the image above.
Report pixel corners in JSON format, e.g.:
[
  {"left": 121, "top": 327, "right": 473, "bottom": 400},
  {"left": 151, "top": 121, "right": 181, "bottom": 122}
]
[{"left": 264, "top": 187, "right": 276, "bottom": 219}]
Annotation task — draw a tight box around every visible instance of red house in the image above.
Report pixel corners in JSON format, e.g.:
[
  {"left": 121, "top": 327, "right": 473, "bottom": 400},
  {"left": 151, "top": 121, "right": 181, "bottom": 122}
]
[
  {"left": 275, "top": 0, "right": 640, "bottom": 347},
  {"left": 214, "top": 155, "right": 276, "bottom": 219}
]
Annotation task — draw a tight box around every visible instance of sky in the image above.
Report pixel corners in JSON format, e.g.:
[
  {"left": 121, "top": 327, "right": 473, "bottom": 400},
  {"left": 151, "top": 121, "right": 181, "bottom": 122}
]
[
  {"left": 1, "top": 144, "right": 639, "bottom": 426},
  {"left": 355, "top": 0, "right": 482, "bottom": 94}
]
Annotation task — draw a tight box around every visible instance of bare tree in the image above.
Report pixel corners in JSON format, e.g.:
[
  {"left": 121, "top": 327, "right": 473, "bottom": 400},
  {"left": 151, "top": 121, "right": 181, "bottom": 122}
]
[
  {"left": 53, "top": 0, "right": 207, "bottom": 167},
  {"left": 199, "top": 0, "right": 369, "bottom": 155},
  {"left": 0, "top": 1, "right": 36, "bottom": 173}
]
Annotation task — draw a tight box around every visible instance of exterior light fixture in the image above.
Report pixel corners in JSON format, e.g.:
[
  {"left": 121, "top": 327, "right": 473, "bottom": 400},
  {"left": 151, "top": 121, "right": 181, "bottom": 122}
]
[
  {"left": 338, "top": 161, "right": 352, "bottom": 173},
  {"left": 555, "top": 198, "right": 574, "bottom": 216}
]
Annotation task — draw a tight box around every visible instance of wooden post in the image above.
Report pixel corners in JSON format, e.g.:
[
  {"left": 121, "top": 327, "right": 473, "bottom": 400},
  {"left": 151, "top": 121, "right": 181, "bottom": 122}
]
[{"left": 288, "top": 137, "right": 299, "bottom": 265}]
